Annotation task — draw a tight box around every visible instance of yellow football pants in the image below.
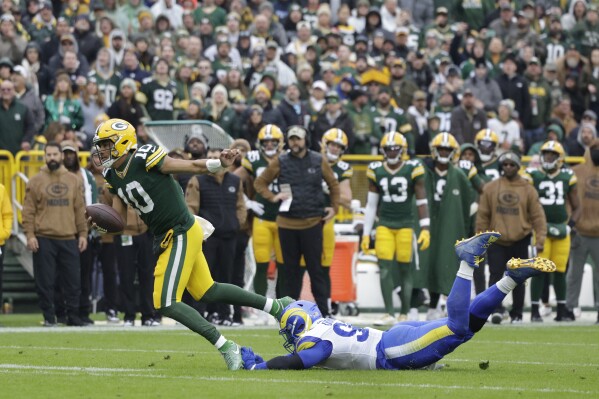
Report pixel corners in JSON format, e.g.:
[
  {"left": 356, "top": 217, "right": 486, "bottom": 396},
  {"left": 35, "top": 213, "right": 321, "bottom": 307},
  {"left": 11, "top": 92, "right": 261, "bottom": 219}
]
[
  {"left": 153, "top": 219, "right": 214, "bottom": 309},
  {"left": 252, "top": 218, "right": 283, "bottom": 264},
  {"left": 375, "top": 226, "right": 414, "bottom": 262},
  {"left": 539, "top": 235, "right": 571, "bottom": 273}
]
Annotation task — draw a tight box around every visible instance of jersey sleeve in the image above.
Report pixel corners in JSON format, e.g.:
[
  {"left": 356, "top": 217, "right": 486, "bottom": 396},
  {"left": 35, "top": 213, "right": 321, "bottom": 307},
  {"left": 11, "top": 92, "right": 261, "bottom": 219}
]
[
  {"left": 296, "top": 340, "right": 333, "bottom": 369},
  {"left": 366, "top": 161, "right": 381, "bottom": 183},
  {"left": 140, "top": 144, "right": 168, "bottom": 171},
  {"left": 409, "top": 160, "right": 425, "bottom": 181},
  {"left": 567, "top": 169, "right": 578, "bottom": 187},
  {"left": 336, "top": 161, "right": 354, "bottom": 181}
]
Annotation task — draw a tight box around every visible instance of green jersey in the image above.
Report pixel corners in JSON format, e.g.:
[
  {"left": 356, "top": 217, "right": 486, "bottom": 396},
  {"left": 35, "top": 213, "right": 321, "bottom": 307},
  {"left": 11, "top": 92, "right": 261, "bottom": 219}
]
[
  {"left": 479, "top": 158, "right": 500, "bottom": 182},
  {"left": 104, "top": 144, "right": 194, "bottom": 236},
  {"left": 89, "top": 70, "right": 122, "bottom": 107},
  {"left": 524, "top": 167, "right": 577, "bottom": 224},
  {"left": 367, "top": 159, "right": 425, "bottom": 229},
  {"left": 141, "top": 77, "right": 177, "bottom": 121},
  {"left": 242, "top": 150, "right": 280, "bottom": 222},
  {"left": 324, "top": 160, "right": 353, "bottom": 207}
]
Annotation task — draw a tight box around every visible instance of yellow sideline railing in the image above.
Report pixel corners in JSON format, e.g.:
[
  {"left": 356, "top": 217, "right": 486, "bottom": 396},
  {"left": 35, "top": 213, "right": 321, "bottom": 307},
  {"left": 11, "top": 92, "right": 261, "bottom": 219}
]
[{"left": 0, "top": 150, "right": 14, "bottom": 198}]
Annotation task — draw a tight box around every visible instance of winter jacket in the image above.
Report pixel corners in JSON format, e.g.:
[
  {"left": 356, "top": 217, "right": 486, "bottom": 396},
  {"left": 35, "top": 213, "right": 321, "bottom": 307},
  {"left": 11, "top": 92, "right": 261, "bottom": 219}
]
[
  {"left": 496, "top": 73, "right": 532, "bottom": 128},
  {"left": 572, "top": 139, "right": 599, "bottom": 236}
]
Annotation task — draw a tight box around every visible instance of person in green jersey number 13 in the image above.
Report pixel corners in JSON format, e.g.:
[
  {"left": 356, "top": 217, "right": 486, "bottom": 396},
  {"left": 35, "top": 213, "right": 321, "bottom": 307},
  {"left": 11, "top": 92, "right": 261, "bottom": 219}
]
[{"left": 90, "top": 118, "right": 293, "bottom": 370}]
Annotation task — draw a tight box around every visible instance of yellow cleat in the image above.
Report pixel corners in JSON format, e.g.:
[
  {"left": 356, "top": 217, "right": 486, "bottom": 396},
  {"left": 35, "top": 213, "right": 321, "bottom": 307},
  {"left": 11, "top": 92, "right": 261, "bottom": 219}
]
[{"left": 506, "top": 257, "right": 556, "bottom": 284}]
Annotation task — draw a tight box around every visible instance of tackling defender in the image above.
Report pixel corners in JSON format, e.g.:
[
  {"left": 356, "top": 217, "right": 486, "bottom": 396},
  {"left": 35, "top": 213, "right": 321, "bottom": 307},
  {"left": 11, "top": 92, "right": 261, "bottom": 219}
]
[
  {"left": 91, "top": 118, "right": 293, "bottom": 370},
  {"left": 361, "top": 131, "right": 430, "bottom": 325},
  {"left": 240, "top": 232, "right": 557, "bottom": 371},
  {"left": 524, "top": 140, "right": 580, "bottom": 321}
]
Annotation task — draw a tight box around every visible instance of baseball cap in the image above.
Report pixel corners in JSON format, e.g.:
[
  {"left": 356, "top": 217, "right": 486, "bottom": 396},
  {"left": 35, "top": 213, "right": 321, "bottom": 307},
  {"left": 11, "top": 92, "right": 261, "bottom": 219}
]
[
  {"left": 436, "top": 7, "right": 448, "bottom": 15},
  {"left": 325, "top": 90, "right": 340, "bottom": 103},
  {"left": 61, "top": 140, "right": 79, "bottom": 153},
  {"left": 529, "top": 57, "right": 540, "bottom": 65},
  {"left": 287, "top": 126, "right": 307, "bottom": 139},
  {"left": 266, "top": 40, "right": 278, "bottom": 49},
  {"left": 463, "top": 88, "right": 474, "bottom": 96},
  {"left": 312, "top": 80, "right": 327, "bottom": 91},
  {"left": 396, "top": 27, "right": 409, "bottom": 36},
  {"left": 500, "top": 3, "right": 513, "bottom": 11},
  {"left": 297, "top": 20, "right": 311, "bottom": 30}
]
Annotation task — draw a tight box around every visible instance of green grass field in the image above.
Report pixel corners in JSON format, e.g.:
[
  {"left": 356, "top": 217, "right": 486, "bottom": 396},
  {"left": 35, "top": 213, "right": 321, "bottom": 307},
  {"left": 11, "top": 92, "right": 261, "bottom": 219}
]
[{"left": 1, "top": 314, "right": 598, "bottom": 399}]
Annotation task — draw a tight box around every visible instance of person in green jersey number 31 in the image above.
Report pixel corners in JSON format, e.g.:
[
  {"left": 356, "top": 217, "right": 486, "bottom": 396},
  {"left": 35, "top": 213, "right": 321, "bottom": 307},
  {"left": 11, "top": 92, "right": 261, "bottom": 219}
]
[{"left": 90, "top": 118, "right": 293, "bottom": 370}]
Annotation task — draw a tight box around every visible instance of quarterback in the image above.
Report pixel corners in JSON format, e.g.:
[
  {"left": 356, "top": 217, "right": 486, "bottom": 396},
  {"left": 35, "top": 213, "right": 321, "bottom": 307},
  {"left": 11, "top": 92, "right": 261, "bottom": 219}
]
[
  {"left": 241, "top": 232, "right": 556, "bottom": 371},
  {"left": 91, "top": 118, "right": 292, "bottom": 370}
]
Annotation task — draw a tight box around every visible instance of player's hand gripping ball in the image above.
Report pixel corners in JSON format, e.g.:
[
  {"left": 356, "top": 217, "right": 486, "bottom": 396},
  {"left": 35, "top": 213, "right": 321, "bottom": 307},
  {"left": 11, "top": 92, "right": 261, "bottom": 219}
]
[{"left": 86, "top": 204, "right": 125, "bottom": 234}]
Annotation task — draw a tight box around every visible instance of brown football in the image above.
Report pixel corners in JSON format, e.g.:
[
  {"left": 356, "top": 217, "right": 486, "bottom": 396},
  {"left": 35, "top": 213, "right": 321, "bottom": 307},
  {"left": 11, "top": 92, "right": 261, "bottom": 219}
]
[{"left": 86, "top": 203, "right": 125, "bottom": 233}]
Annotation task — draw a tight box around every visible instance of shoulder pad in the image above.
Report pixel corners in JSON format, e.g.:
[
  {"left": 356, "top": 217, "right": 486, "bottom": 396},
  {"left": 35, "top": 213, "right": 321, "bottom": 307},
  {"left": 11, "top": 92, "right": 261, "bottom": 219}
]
[
  {"left": 368, "top": 161, "right": 383, "bottom": 170},
  {"left": 406, "top": 159, "right": 421, "bottom": 166},
  {"left": 336, "top": 160, "right": 350, "bottom": 170}
]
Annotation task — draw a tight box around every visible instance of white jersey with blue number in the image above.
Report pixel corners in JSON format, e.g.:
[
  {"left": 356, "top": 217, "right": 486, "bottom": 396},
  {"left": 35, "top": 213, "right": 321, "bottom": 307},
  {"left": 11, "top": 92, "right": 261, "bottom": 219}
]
[{"left": 295, "top": 318, "right": 383, "bottom": 370}]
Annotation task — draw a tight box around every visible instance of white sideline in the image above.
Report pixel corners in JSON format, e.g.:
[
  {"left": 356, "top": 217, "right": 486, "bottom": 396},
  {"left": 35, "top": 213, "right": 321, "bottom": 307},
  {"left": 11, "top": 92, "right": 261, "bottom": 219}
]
[
  {"left": 0, "top": 366, "right": 595, "bottom": 395},
  {"left": 0, "top": 364, "right": 152, "bottom": 373}
]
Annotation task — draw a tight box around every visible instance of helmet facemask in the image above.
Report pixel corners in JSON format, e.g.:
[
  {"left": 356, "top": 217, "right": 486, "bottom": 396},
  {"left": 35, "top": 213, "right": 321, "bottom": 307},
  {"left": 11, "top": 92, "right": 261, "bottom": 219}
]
[
  {"left": 260, "top": 138, "right": 281, "bottom": 157},
  {"left": 383, "top": 145, "right": 403, "bottom": 165},
  {"left": 325, "top": 141, "right": 346, "bottom": 162},
  {"left": 541, "top": 150, "right": 560, "bottom": 172},
  {"left": 433, "top": 146, "right": 454, "bottom": 165},
  {"left": 477, "top": 140, "right": 496, "bottom": 162},
  {"left": 93, "top": 137, "right": 120, "bottom": 168}
]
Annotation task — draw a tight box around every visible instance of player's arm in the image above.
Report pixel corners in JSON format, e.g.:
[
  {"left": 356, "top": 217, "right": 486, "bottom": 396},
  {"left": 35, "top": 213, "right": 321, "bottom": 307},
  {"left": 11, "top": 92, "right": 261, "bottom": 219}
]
[
  {"left": 112, "top": 195, "right": 128, "bottom": 228},
  {"left": 242, "top": 341, "right": 333, "bottom": 370},
  {"left": 414, "top": 178, "right": 429, "bottom": 230},
  {"left": 159, "top": 149, "right": 240, "bottom": 175},
  {"left": 362, "top": 181, "right": 380, "bottom": 240},
  {"left": 339, "top": 179, "right": 352, "bottom": 209},
  {"left": 567, "top": 185, "right": 581, "bottom": 227}
]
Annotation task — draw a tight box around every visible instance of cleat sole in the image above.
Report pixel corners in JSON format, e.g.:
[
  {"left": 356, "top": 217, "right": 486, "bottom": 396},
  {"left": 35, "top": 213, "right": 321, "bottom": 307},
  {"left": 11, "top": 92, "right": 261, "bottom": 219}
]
[{"left": 507, "top": 257, "right": 556, "bottom": 273}]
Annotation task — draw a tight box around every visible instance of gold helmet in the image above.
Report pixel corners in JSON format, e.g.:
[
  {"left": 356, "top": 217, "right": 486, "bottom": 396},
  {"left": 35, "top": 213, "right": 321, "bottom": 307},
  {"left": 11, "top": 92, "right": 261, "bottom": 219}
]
[
  {"left": 540, "top": 140, "right": 566, "bottom": 171},
  {"left": 380, "top": 131, "right": 408, "bottom": 165},
  {"left": 475, "top": 129, "right": 499, "bottom": 162},
  {"left": 430, "top": 132, "right": 459, "bottom": 165},
  {"left": 322, "top": 128, "right": 348, "bottom": 162},
  {"left": 92, "top": 118, "right": 137, "bottom": 168},
  {"left": 257, "top": 124, "right": 284, "bottom": 157}
]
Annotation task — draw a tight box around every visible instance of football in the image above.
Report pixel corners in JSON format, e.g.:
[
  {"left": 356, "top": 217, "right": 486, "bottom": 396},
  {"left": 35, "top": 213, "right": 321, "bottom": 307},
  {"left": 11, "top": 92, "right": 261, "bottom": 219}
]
[{"left": 86, "top": 203, "right": 125, "bottom": 233}]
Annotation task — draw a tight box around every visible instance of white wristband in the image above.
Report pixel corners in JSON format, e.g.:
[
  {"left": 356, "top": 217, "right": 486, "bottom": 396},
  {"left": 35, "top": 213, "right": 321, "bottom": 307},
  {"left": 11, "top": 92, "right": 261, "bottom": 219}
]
[
  {"left": 206, "top": 159, "right": 224, "bottom": 173},
  {"left": 419, "top": 218, "right": 430, "bottom": 228},
  {"left": 416, "top": 199, "right": 428, "bottom": 206}
]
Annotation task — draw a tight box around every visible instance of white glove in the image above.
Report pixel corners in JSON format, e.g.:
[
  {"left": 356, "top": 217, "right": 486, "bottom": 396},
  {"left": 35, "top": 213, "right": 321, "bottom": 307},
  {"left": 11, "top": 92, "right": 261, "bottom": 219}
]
[{"left": 246, "top": 199, "right": 265, "bottom": 216}]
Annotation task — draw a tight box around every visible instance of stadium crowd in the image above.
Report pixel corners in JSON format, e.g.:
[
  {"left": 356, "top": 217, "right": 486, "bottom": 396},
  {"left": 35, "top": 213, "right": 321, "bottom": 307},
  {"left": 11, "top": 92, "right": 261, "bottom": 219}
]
[{"left": 1, "top": 0, "right": 598, "bottom": 326}]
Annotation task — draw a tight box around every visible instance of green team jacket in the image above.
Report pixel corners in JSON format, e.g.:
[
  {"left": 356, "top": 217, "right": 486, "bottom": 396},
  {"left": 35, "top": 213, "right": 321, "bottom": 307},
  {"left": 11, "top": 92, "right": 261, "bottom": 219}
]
[{"left": 414, "top": 161, "right": 474, "bottom": 294}]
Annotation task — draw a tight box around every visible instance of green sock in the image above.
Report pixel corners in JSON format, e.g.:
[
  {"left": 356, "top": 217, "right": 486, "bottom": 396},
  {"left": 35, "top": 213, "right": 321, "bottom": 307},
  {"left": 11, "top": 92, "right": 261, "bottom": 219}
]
[
  {"left": 379, "top": 260, "right": 396, "bottom": 316},
  {"left": 552, "top": 271, "right": 567, "bottom": 301},
  {"left": 203, "top": 282, "right": 267, "bottom": 310},
  {"left": 397, "top": 262, "right": 413, "bottom": 315},
  {"left": 254, "top": 262, "right": 269, "bottom": 296},
  {"left": 159, "top": 302, "right": 221, "bottom": 344},
  {"left": 530, "top": 275, "right": 544, "bottom": 303}
]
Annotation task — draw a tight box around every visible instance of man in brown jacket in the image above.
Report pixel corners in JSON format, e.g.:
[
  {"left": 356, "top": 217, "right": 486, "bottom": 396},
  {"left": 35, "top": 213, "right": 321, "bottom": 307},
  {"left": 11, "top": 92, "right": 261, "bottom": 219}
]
[
  {"left": 254, "top": 125, "right": 340, "bottom": 317},
  {"left": 23, "top": 142, "right": 88, "bottom": 327},
  {"left": 476, "top": 151, "right": 547, "bottom": 324},
  {"left": 567, "top": 139, "right": 599, "bottom": 323}
]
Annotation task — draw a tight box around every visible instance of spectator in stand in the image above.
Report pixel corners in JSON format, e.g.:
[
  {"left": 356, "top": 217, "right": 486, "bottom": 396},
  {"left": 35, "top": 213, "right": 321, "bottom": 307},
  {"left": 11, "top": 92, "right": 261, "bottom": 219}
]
[
  {"left": 496, "top": 53, "right": 532, "bottom": 137},
  {"left": 43, "top": 71, "right": 83, "bottom": 132},
  {"left": 247, "top": 83, "right": 285, "bottom": 128},
  {"left": 0, "top": 180, "right": 12, "bottom": 310},
  {"left": 79, "top": 77, "right": 106, "bottom": 147},
  {"left": 151, "top": 0, "right": 183, "bottom": 30},
  {"left": 310, "top": 91, "right": 354, "bottom": 152},
  {"left": 0, "top": 14, "right": 26, "bottom": 65},
  {"left": 450, "top": 88, "right": 487, "bottom": 144},
  {"left": 204, "top": 84, "right": 236, "bottom": 136},
  {"left": 139, "top": 58, "right": 177, "bottom": 121},
  {"left": 241, "top": 104, "right": 266, "bottom": 148},
  {"left": 568, "top": 122, "right": 598, "bottom": 158},
  {"left": 121, "top": 48, "right": 150, "bottom": 84},
  {"left": 72, "top": 14, "right": 102, "bottom": 66},
  {"left": 22, "top": 142, "right": 88, "bottom": 327},
  {"left": 464, "top": 59, "right": 503, "bottom": 113},
  {"left": 11, "top": 65, "right": 44, "bottom": 134},
  {"left": 551, "top": 96, "right": 578, "bottom": 138},
  {"left": 0, "top": 79, "right": 34, "bottom": 154},
  {"left": 21, "top": 42, "right": 50, "bottom": 97},
  {"left": 48, "top": 34, "right": 90, "bottom": 82},
  {"left": 477, "top": 151, "right": 547, "bottom": 324},
  {"left": 277, "top": 83, "right": 309, "bottom": 129},
  {"left": 178, "top": 99, "right": 205, "bottom": 120},
  {"left": 567, "top": 139, "right": 599, "bottom": 323},
  {"left": 106, "top": 78, "right": 145, "bottom": 131},
  {"left": 486, "top": 100, "right": 522, "bottom": 154}
]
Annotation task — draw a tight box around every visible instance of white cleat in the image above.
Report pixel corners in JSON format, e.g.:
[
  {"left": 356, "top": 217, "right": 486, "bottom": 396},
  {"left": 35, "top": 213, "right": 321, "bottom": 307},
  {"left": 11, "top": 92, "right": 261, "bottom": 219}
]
[
  {"left": 407, "top": 308, "right": 419, "bottom": 321},
  {"left": 373, "top": 314, "right": 397, "bottom": 326}
]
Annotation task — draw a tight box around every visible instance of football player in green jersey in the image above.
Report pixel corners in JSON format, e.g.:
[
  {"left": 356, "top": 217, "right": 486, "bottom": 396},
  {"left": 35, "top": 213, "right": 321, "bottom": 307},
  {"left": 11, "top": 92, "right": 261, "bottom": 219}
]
[
  {"left": 91, "top": 119, "right": 293, "bottom": 370},
  {"left": 475, "top": 129, "right": 501, "bottom": 182},
  {"left": 524, "top": 140, "right": 581, "bottom": 322},
  {"left": 362, "top": 132, "right": 430, "bottom": 325},
  {"left": 235, "top": 125, "right": 285, "bottom": 300},
  {"left": 421, "top": 133, "right": 475, "bottom": 320}
]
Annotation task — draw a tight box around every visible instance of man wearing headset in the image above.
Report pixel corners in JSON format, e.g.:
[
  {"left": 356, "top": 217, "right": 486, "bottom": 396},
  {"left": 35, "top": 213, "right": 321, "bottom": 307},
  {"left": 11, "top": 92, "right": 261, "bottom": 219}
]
[{"left": 476, "top": 151, "right": 547, "bottom": 324}]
